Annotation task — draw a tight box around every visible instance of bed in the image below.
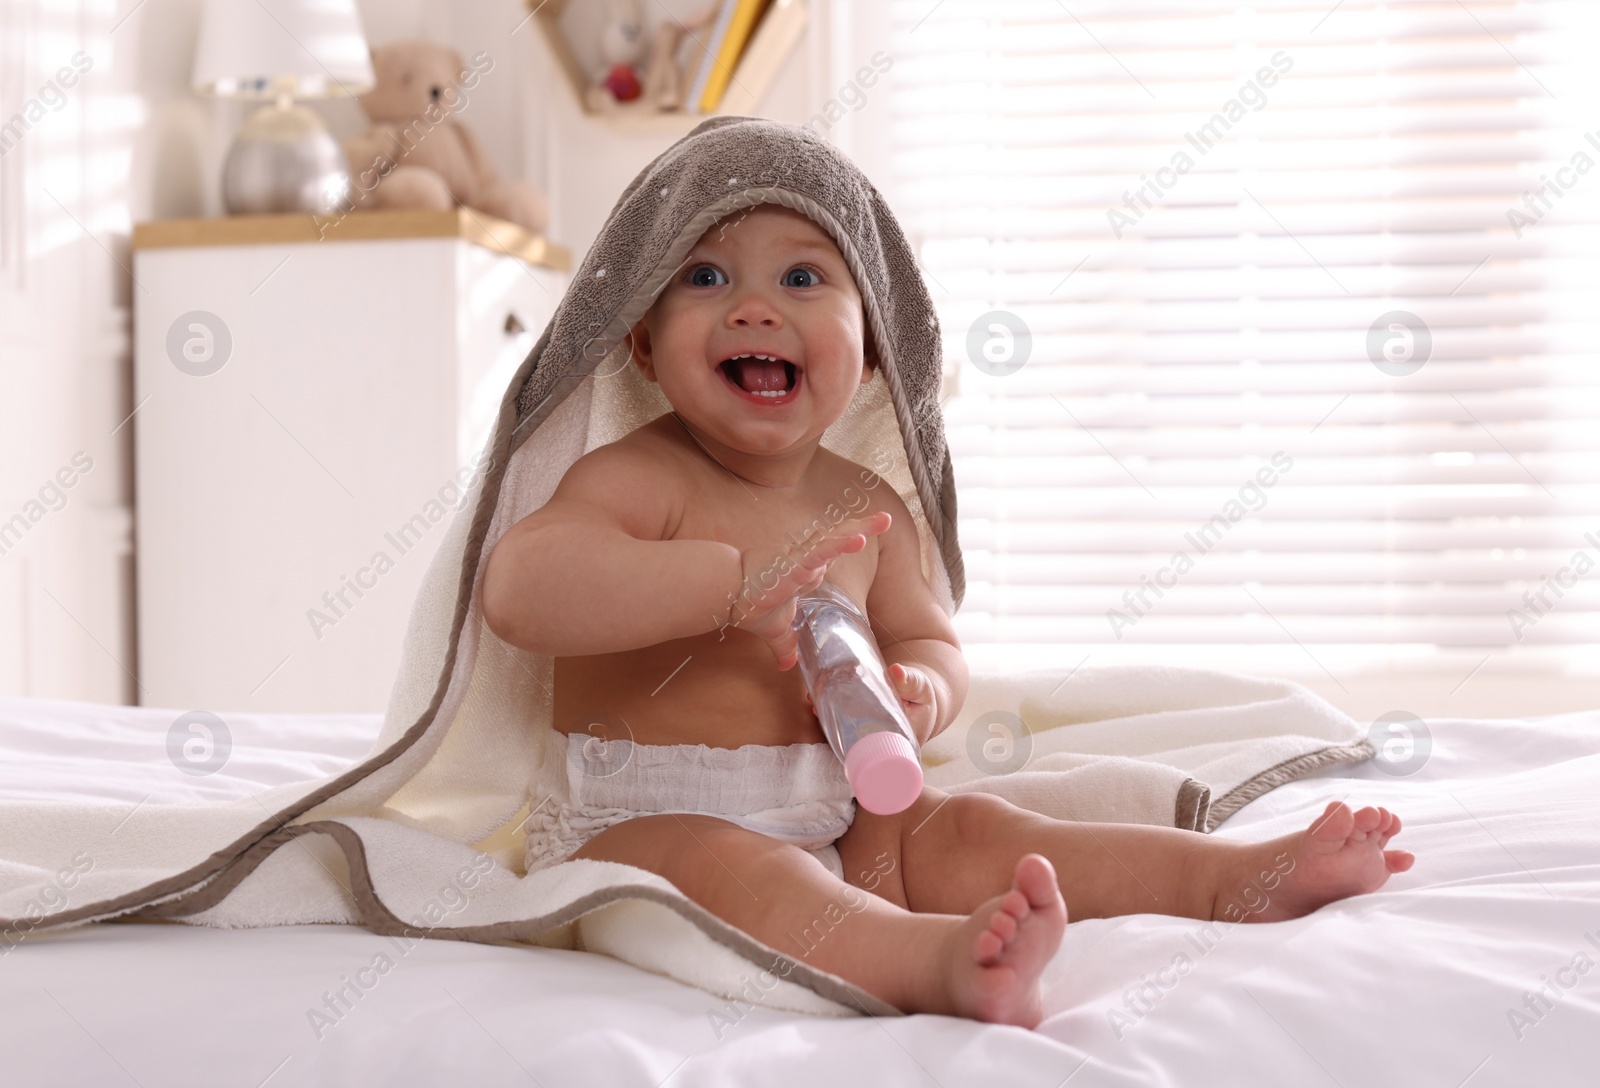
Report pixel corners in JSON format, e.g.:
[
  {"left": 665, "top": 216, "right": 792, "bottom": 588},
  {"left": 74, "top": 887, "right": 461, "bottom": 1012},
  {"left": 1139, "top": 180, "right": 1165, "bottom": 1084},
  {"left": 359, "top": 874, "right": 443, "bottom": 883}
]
[{"left": 1, "top": 692, "right": 1593, "bottom": 1087}]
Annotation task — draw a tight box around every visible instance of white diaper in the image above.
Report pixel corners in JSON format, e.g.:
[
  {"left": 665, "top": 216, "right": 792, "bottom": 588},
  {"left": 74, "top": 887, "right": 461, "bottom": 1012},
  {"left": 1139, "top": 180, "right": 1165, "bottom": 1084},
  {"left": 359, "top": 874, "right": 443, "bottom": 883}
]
[{"left": 523, "top": 732, "right": 857, "bottom": 880}]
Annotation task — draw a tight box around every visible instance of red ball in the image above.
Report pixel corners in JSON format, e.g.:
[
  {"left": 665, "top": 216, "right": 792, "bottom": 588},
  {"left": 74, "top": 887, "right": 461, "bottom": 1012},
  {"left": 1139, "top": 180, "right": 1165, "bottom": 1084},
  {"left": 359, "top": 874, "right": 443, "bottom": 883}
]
[{"left": 604, "top": 64, "right": 641, "bottom": 102}]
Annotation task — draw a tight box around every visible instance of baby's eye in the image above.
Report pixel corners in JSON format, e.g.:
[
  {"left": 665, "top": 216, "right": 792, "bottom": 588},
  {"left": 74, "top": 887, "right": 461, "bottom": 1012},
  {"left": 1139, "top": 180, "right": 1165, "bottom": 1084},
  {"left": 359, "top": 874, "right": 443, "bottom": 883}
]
[
  {"left": 783, "top": 267, "right": 821, "bottom": 288},
  {"left": 687, "top": 264, "right": 727, "bottom": 287}
]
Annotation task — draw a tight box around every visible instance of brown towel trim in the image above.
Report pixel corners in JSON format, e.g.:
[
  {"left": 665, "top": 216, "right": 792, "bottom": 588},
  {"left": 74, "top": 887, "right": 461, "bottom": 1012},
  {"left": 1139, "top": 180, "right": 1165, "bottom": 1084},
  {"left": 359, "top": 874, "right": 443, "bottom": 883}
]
[
  {"left": 1204, "top": 739, "right": 1377, "bottom": 832},
  {"left": 137, "top": 819, "right": 901, "bottom": 1018},
  {"left": 1175, "top": 779, "right": 1213, "bottom": 832}
]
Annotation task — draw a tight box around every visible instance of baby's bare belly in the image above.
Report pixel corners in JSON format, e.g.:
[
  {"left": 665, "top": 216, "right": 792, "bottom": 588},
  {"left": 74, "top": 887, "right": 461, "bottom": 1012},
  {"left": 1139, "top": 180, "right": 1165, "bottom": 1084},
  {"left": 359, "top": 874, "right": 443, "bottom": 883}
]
[{"left": 552, "top": 628, "right": 827, "bottom": 749}]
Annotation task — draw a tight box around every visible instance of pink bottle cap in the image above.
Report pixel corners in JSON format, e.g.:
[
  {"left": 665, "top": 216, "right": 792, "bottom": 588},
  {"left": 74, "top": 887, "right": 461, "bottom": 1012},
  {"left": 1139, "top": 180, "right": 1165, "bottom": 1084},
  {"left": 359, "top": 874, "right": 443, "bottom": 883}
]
[{"left": 844, "top": 731, "right": 924, "bottom": 815}]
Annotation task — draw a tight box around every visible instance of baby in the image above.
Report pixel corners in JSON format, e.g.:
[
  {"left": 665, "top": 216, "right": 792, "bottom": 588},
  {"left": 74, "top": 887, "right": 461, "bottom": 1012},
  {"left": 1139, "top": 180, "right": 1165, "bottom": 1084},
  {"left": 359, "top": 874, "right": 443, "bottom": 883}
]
[{"left": 481, "top": 201, "right": 1413, "bottom": 1028}]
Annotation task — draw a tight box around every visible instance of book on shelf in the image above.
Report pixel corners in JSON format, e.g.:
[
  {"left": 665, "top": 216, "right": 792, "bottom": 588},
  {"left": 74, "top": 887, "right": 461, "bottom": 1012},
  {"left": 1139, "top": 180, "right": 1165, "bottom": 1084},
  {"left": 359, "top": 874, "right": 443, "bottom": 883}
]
[
  {"left": 716, "top": 0, "right": 809, "bottom": 116},
  {"left": 693, "top": 0, "right": 773, "bottom": 114}
]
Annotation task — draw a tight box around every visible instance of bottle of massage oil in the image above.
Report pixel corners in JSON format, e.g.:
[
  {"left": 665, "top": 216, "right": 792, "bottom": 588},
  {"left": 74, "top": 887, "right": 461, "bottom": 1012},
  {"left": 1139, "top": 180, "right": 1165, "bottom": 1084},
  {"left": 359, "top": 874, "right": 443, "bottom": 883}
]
[{"left": 791, "top": 581, "right": 924, "bottom": 814}]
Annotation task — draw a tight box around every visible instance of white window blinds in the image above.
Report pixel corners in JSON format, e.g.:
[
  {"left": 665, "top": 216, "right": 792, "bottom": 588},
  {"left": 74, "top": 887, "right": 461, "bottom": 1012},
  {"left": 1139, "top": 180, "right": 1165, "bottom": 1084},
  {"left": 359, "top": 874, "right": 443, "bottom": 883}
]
[{"left": 862, "top": 0, "right": 1600, "bottom": 683}]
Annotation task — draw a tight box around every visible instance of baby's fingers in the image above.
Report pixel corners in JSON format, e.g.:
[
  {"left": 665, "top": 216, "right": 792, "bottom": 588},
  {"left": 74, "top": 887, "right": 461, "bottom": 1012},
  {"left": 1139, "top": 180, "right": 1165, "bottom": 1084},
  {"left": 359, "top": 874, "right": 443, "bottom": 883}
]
[
  {"left": 767, "top": 625, "right": 801, "bottom": 670},
  {"left": 848, "top": 510, "right": 893, "bottom": 537},
  {"left": 797, "top": 512, "right": 891, "bottom": 567},
  {"left": 820, "top": 511, "right": 891, "bottom": 548},
  {"left": 762, "top": 557, "right": 830, "bottom": 605}
]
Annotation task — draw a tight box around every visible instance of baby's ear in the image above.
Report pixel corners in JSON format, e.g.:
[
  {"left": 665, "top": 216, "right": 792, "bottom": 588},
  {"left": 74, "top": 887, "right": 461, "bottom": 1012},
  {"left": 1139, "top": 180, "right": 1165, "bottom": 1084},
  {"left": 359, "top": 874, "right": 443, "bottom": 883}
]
[{"left": 628, "top": 317, "right": 657, "bottom": 381}]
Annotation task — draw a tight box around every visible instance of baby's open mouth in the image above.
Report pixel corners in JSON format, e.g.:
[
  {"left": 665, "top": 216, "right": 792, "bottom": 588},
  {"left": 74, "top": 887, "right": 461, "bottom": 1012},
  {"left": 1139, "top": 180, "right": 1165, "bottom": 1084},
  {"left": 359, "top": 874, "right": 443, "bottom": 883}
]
[{"left": 719, "top": 354, "right": 799, "bottom": 400}]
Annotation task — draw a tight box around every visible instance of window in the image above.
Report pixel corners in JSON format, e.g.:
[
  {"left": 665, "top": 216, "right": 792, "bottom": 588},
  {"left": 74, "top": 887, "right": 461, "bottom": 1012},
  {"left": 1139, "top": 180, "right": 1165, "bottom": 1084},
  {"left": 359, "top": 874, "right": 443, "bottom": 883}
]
[{"left": 848, "top": 0, "right": 1600, "bottom": 696}]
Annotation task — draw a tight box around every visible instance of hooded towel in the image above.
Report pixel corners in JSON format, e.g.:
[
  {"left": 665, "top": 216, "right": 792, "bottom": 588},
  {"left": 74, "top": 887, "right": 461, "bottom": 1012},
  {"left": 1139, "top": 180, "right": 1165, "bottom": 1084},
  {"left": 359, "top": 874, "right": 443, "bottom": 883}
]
[{"left": 0, "top": 119, "right": 1371, "bottom": 1016}]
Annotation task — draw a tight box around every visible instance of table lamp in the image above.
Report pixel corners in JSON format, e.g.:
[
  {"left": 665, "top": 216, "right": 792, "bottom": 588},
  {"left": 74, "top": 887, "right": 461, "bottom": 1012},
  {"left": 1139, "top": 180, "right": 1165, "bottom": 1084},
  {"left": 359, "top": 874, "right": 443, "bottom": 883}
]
[{"left": 192, "top": 0, "right": 375, "bottom": 215}]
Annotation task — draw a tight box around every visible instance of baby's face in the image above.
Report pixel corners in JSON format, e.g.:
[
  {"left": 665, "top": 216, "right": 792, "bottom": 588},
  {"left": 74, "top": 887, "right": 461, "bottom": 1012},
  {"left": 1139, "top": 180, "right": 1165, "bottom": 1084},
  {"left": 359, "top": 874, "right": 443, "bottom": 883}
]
[{"left": 630, "top": 205, "right": 871, "bottom": 458}]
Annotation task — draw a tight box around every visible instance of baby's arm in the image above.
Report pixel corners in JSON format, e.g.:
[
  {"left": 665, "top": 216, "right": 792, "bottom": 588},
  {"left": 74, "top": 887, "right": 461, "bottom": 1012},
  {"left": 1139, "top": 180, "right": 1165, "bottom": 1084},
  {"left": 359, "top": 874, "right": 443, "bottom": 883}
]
[
  {"left": 865, "top": 487, "right": 969, "bottom": 743},
  {"left": 481, "top": 443, "right": 885, "bottom": 660},
  {"left": 481, "top": 444, "right": 736, "bottom": 655}
]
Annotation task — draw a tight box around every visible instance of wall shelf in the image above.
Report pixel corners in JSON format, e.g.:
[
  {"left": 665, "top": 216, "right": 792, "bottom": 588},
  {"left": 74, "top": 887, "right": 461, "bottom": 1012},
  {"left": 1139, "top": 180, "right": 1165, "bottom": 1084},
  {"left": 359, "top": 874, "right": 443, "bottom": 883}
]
[{"left": 528, "top": 0, "right": 807, "bottom": 130}]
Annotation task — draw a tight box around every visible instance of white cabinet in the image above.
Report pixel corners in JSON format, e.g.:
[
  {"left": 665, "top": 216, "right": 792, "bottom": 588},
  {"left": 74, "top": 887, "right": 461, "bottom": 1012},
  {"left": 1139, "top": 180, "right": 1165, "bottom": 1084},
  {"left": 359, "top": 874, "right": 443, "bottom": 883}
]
[{"left": 132, "top": 210, "right": 566, "bottom": 713}]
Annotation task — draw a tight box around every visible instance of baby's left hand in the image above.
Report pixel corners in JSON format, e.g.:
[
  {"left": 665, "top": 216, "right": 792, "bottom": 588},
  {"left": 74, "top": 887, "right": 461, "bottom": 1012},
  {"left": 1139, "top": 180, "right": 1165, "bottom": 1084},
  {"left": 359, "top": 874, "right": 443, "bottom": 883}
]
[{"left": 887, "top": 662, "right": 938, "bottom": 742}]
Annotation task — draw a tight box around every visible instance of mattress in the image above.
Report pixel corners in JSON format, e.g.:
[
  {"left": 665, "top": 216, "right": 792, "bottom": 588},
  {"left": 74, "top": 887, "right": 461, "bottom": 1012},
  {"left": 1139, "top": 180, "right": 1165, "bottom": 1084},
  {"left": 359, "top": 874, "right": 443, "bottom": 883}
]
[{"left": 0, "top": 693, "right": 1594, "bottom": 1087}]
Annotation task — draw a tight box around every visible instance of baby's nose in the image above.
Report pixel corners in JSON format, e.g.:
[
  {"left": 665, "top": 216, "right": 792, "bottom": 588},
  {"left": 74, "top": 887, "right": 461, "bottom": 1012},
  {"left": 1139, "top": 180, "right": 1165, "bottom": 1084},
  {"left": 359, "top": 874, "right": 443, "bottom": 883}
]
[{"left": 727, "top": 290, "right": 783, "bottom": 326}]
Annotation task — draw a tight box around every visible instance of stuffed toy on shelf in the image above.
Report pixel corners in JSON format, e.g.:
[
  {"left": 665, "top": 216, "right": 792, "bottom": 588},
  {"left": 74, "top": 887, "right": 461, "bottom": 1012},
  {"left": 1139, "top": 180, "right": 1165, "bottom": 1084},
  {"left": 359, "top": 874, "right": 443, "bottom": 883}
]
[
  {"left": 584, "top": 0, "right": 713, "bottom": 114},
  {"left": 344, "top": 39, "right": 549, "bottom": 234}
]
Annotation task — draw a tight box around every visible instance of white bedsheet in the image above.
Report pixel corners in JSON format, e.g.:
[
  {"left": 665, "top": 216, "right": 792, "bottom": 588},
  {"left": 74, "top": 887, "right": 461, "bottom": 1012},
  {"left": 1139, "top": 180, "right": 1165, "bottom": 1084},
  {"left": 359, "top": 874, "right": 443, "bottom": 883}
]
[{"left": 0, "top": 694, "right": 1594, "bottom": 1087}]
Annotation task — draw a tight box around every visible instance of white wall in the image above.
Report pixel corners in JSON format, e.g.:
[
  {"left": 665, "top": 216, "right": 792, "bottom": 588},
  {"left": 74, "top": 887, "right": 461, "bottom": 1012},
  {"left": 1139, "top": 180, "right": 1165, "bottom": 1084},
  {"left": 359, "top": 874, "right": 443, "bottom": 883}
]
[
  {"left": 0, "top": 0, "right": 830, "bottom": 706},
  {"left": 1, "top": 0, "right": 149, "bottom": 705}
]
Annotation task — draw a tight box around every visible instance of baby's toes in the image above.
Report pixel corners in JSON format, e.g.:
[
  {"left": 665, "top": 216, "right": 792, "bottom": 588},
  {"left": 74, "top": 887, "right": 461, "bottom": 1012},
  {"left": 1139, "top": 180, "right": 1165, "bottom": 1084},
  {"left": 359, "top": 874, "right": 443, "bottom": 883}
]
[
  {"left": 1378, "top": 811, "right": 1403, "bottom": 848},
  {"left": 1351, "top": 805, "right": 1384, "bottom": 838},
  {"left": 997, "top": 887, "right": 1031, "bottom": 923},
  {"left": 973, "top": 927, "right": 1004, "bottom": 965},
  {"left": 987, "top": 908, "right": 1019, "bottom": 946},
  {"left": 1384, "top": 849, "right": 1415, "bottom": 873},
  {"left": 1309, "top": 801, "right": 1354, "bottom": 843}
]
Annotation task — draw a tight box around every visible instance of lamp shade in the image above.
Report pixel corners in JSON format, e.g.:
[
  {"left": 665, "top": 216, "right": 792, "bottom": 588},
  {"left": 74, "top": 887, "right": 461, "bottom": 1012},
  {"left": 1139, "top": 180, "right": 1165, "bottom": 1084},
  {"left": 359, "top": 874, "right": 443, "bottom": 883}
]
[{"left": 192, "top": 0, "right": 374, "bottom": 99}]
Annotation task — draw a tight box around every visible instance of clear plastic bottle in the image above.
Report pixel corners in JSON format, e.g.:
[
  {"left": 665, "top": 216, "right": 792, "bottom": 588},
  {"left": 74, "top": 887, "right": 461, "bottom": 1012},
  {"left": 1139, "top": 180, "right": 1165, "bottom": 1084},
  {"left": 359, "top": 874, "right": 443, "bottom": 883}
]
[{"left": 791, "top": 580, "right": 924, "bottom": 814}]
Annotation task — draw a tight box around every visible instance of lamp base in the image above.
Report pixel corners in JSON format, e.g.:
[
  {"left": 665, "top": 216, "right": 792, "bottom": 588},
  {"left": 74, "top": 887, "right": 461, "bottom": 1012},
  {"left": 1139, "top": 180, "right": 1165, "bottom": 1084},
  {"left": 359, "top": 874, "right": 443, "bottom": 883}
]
[{"left": 222, "top": 103, "right": 350, "bottom": 216}]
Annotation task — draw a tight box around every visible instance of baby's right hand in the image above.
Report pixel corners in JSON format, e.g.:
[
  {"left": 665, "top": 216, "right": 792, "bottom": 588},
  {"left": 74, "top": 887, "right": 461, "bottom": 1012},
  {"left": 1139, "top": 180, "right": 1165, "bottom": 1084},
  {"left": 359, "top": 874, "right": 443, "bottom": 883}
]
[{"left": 727, "top": 511, "right": 891, "bottom": 669}]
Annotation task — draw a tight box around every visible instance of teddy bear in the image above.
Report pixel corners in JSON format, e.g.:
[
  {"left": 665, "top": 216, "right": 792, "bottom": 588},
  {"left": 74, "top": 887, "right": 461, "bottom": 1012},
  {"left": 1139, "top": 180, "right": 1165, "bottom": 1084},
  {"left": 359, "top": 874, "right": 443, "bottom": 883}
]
[{"left": 343, "top": 39, "right": 548, "bottom": 235}]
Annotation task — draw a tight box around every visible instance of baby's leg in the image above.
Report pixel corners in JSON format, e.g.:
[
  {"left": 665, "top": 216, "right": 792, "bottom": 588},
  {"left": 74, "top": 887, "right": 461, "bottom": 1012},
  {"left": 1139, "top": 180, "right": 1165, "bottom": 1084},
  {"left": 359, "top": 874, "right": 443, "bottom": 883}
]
[
  {"left": 568, "top": 813, "right": 1067, "bottom": 1026},
  {"left": 842, "top": 791, "right": 1412, "bottom": 924}
]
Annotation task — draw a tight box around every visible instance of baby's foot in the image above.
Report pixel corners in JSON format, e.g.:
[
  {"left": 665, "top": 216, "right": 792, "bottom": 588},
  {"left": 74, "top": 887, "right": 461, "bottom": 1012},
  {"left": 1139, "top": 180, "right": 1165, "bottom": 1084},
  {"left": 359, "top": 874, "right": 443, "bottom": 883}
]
[
  {"left": 1242, "top": 801, "right": 1415, "bottom": 923},
  {"left": 942, "top": 854, "right": 1067, "bottom": 1027}
]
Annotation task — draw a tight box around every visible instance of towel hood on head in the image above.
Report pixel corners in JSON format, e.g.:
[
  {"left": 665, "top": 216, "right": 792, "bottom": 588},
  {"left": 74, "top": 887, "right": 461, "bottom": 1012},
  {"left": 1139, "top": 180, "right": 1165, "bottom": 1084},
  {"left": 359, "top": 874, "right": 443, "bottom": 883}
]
[{"left": 509, "top": 115, "right": 964, "bottom": 609}]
